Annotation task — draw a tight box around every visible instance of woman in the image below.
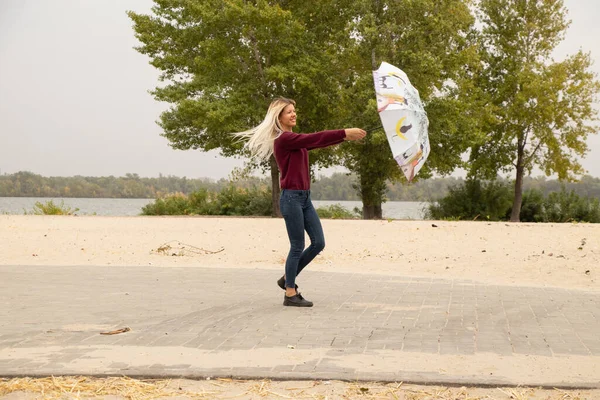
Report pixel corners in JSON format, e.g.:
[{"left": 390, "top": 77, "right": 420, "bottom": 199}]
[{"left": 236, "top": 97, "right": 366, "bottom": 307}]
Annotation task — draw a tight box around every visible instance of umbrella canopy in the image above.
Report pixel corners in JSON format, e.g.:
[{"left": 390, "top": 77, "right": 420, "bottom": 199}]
[{"left": 372, "top": 62, "right": 430, "bottom": 182}]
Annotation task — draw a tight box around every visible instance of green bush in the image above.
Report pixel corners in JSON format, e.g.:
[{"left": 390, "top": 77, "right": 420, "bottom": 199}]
[
  {"left": 316, "top": 204, "right": 360, "bottom": 219},
  {"left": 544, "top": 188, "right": 600, "bottom": 223},
  {"left": 28, "top": 200, "right": 79, "bottom": 215},
  {"left": 427, "top": 180, "right": 600, "bottom": 223},
  {"left": 185, "top": 188, "right": 212, "bottom": 214},
  {"left": 141, "top": 193, "right": 193, "bottom": 215},
  {"left": 141, "top": 186, "right": 272, "bottom": 216},
  {"left": 518, "top": 189, "right": 546, "bottom": 222},
  {"left": 213, "top": 185, "right": 271, "bottom": 216},
  {"left": 244, "top": 189, "right": 273, "bottom": 216},
  {"left": 426, "top": 179, "right": 513, "bottom": 221}
]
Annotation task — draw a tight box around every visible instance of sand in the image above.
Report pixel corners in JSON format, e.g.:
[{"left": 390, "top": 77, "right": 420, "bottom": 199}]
[{"left": 0, "top": 215, "right": 597, "bottom": 290}]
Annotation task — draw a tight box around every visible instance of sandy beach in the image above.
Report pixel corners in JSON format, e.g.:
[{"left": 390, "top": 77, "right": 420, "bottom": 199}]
[{"left": 0, "top": 215, "right": 597, "bottom": 291}]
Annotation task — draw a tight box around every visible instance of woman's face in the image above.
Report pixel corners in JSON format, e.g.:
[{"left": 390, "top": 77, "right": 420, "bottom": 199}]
[{"left": 279, "top": 104, "right": 296, "bottom": 130}]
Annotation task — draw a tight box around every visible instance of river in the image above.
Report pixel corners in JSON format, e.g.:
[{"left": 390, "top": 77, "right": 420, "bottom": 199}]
[{"left": 0, "top": 197, "right": 430, "bottom": 220}]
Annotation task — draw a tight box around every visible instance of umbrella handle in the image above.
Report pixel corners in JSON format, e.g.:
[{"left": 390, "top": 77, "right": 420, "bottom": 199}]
[{"left": 365, "top": 125, "right": 383, "bottom": 133}]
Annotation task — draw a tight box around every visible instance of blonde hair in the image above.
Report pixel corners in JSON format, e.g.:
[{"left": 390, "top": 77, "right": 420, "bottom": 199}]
[{"left": 234, "top": 97, "right": 296, "bottom": 161}]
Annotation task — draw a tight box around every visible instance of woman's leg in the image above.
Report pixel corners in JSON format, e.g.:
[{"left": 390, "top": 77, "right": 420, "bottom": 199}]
[
  {"left": 280, "top": 192, "right": 305, "bottom": 292},
  {"left": 296, "top": 199, "right": 325, "bottom": 276}
]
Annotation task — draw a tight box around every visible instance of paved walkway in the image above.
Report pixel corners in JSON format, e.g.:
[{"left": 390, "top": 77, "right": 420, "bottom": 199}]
[{"left": 0, "top": 265, "right": 599, "bottom": 388}]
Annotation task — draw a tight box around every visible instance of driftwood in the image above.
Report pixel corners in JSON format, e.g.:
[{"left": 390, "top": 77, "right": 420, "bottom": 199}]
[
  {"left": 154, "top": 240, "right": 224, "bottom": 257},
  {"left": 100, "top": 327, "right": 130, "bottom": 335}
]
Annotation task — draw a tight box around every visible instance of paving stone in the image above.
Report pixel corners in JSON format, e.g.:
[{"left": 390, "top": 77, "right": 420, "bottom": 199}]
[{"left": 1, "top": 265, "right": 599, "bottom": 387}]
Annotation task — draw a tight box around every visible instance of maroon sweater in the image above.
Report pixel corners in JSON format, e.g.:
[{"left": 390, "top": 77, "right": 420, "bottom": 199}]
[{"left": 273, "top": 130, "right": 346, "bottom": 190}]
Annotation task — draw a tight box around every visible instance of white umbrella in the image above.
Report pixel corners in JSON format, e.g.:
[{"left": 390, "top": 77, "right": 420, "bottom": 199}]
[{"left": 372, "top": 62, "right": 430, "bottom": 182}]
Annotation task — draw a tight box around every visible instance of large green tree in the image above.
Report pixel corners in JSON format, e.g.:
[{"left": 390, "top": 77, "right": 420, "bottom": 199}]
[
  {"left": 332, "top": 0, "right": 482, "bottom": 218},
  {"left": 130, "top": 0, "right": 486, "bottom": 220},
  {"left": 469, "top": 0, "right": 600, "bottom": 222},
  {"left": 128, "top": 0, "right": 351, "bottom": 216}
]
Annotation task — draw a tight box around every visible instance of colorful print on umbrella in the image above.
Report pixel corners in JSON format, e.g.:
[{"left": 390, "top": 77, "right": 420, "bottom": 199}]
[{"left": 373, "top": 62, "right": 430, "bottom": 182}]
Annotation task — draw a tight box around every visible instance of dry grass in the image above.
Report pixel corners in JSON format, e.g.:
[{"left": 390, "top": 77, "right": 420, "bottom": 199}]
[
  {"left": 0, "top": 377, "right": 597, "bottom": 400},
  {"left": 0, "top": 376, "right": 216, "bottom": 399}
]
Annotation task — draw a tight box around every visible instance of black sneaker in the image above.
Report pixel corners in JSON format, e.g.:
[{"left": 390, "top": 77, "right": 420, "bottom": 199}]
[
  {"left": 277, "top": 276, "right": 298, "bottom": 291},
  {"left": 283, "top": 293, "right": 313, "bottom": 307}
]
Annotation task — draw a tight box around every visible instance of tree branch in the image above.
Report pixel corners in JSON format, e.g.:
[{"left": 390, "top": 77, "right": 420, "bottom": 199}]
[
  {"left": 248, "top": 30, "right": 266, "bottom": 84},
  {"left": 524, "top": 140, "right": 544, "bottom": 166}
]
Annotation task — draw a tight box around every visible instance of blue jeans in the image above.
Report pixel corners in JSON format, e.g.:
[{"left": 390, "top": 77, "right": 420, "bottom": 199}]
[{"left": 279, "top": 189, "right": 325, "bottom": 289}]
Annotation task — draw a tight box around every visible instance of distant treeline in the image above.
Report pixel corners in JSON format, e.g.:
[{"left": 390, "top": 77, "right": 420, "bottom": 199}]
[{"left": 1, "top": 171, "right": 600, "bottom": 201}]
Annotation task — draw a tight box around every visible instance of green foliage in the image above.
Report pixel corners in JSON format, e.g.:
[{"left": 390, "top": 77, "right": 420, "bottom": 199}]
[
  {"left": 334, "top": 0, "right": 481, "bottom": 218},
  {"left": 128, "top": 0, "right": 484, "bottom": 219},
  {"left": 213, "top": 185, "right": 272, "bottom": 216},
  {"left": 470, "top": 0, "right": 600, "bottom": 221},
  {"left": 128, "top": 0, "right": 362, "bottom": 216},
  {"left": 519, "top": 189, "right": 546, "bottom": 222},
  {"left": 141, "top": 185, "right": 272, "bottom": 216},
  {"left": 516, "top": 187, "right": 600, "bottom": 223},
  {"left": 143, "top": 187, "right": 364, "bottom": 218},
  {"left": 311, "top": 173, "right": 466, "bottom": 202},
  {"left": 140, "top": 193, "right": 194, "bottom": 216},
  {"left": 128, "top": 0, "right": 348, "bottom": 166},
  {"left": 316, "top": 204, "right": 360, "bottom": 219},
  {"left": 126, "top": 0, "right": 600, "bottom": 222},
  {"left": 28, "top": 200, "right": 79, "bottom": 216},
  {"left": 311, "top": 173, "right": 360, "bottom": 201},
  {"left": 426, "top": 180, "right": 513, "bottom": 221},
  {"left": 427, "top": 180, "right": 600, "bottom": 223},
  {"left": 3, "top": 171, "right": 600, "bottom": 204},
  {"left": 543, "top": 189, "right": 600, "bottom": 223},
  {"left": 0, "top": 171, "right": 258, "bottom": 199}
]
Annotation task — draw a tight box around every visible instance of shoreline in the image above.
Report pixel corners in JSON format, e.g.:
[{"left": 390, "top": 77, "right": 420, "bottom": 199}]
[{"left": 0, "top": 198, "right": 428, "bottom": 219}]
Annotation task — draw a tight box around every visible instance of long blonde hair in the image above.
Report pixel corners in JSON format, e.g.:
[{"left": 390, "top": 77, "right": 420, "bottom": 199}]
[{"left": 234, "top": 97, "right": 296, "bottom": 162}]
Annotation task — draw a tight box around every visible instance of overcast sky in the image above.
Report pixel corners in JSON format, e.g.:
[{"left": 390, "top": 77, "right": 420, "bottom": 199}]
[{"left": 0, "top": 0, "right": 599, "bottom": 180}]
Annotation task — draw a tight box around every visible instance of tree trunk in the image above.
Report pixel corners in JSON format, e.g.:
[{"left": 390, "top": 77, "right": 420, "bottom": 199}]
[
  {"left": 269, "top": 155, "right": 281, "bottom": 217},
  {"left": 510, "top": 158, "right": 525, "bottom": 222},
  {"left": 363, "top": 203, "right": 383, "bottom": 219},
  {"left": 360, "top": 174, "right": 383, "bottom": 220}
]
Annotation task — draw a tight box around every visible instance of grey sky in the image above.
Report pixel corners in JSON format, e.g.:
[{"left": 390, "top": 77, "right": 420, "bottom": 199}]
[{"left": 0, "top": 0, "right": 599, "bottom": 180}]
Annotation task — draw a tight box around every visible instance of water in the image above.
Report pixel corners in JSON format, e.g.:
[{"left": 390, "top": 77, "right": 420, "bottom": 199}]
[
  {"left": 311, "top": 200, "right": 428, "bottom": 220},
  {"left": 0, "top": 197, "right": 154, "bottom": 217},
  {"left": 0, "top": 197, "right": 430, "bottom": 220}
]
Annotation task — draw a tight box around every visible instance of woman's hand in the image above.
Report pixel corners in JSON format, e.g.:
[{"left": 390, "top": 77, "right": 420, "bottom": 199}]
[{"left": 344, "top": 128, "right": 367, "bottom": 141}]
